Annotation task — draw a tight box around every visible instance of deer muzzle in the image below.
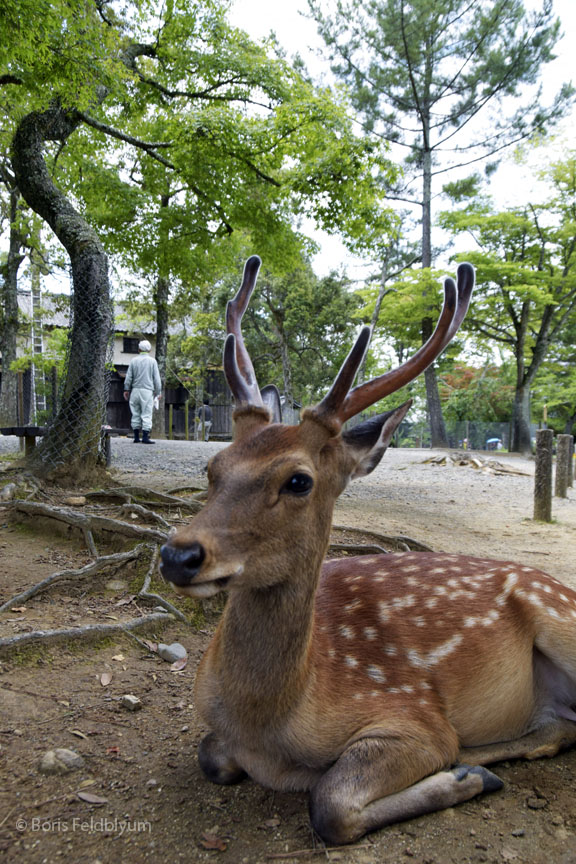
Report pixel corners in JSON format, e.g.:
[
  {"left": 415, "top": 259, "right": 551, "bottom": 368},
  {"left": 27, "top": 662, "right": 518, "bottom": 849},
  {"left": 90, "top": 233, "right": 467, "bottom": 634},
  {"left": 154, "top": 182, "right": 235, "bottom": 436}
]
[{"left": 159, "top": 541, "right": 206, "bottom": 586}]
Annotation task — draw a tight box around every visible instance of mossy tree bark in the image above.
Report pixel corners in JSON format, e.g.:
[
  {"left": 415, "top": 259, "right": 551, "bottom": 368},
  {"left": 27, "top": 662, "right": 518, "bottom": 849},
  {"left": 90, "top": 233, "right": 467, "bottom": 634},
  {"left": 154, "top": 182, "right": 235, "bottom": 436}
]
[{"left": 11, "top": 106, "right": 113, "bottom": 480}]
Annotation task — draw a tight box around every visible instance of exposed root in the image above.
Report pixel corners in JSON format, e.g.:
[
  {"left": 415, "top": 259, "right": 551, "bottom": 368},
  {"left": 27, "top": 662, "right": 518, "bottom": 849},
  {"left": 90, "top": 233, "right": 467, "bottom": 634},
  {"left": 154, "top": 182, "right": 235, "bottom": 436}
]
[
  {"left": 329, "top": 543, "right": 389, "bottom": 556},
  {"left": 0, "top": 611, "right": 173, "bottom": 654},
  {"left": 332, "top": 525, "right": 433, "bottom": 552},
  {"left": 119, "top": 502, "right": 171, "bottom": 529},
  {"left": 106, "top": 486, "right": 203, "bottom": 513},
  {"left": 137, "top": 545, "right": 190, "bottom": 624},
  {"left": 0, "top": 545, "right": 150, "bottom": 614},
  {"left": 8, "top": 499, "right": 168, "bottom": 548}
]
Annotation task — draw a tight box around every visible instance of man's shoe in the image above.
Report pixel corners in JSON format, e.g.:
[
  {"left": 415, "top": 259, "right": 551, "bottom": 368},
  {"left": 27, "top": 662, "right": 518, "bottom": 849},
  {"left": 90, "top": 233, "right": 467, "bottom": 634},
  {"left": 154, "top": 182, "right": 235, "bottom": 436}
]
[
  {"left": 142, "top": 430, "right": 155, "bottom": 444},
  {"left": 133, "top": 429, "right": 141, "bottom": 443}
]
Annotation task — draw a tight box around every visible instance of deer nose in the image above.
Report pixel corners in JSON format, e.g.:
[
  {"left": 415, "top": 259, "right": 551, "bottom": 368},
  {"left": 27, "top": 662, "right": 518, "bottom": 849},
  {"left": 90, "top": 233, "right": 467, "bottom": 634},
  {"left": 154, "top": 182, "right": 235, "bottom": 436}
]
[{"left": 160, "top": 542, "right": 206, "bottom": 586}]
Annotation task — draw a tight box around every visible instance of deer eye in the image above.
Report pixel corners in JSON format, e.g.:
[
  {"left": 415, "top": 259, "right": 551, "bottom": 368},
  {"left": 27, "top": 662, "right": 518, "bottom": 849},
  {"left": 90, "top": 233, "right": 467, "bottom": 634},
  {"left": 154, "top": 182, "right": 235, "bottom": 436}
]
[{"left": 282, "top": 473, "right": 314, "bottom": 496}]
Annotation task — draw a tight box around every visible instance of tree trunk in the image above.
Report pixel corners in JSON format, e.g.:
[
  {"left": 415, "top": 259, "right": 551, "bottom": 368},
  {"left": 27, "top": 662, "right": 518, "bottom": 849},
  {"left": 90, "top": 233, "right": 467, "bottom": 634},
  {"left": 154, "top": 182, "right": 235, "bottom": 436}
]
[
  {"left": 11, "top": 107, "right": 113, "bottom": 481},
  {"left": 152, "top": 274, "right": 169, "bottom": 440},
  {"left": 421, "top": 143, "right": 448, "bottom": 448},
  {"left": 511, "top": 382, "right": 533, "bottom": 454},
  {"left": 0, "top": 186, "right": 24, "bottom": 426}
]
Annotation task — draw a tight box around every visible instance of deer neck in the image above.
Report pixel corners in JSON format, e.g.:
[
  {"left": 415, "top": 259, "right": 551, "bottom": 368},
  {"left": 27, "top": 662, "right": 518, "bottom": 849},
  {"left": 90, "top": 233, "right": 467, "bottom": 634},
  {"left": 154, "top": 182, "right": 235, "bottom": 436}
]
[{"left": 210, "top": 548, "right": 326, "bottom": 727}]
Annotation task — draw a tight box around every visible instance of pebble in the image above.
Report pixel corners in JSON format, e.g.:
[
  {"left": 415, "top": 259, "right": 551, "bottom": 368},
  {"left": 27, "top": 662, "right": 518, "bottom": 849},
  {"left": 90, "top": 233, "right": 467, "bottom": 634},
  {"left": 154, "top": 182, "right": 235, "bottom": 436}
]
[
  {"left": 121, "top": 694, "right": 143, "bottom": 711},
  {"left": 157, "top": 642, "right": 187, "bottom": 663},
  {"left": 63, "top": 496, "right": 86, "bottom": 506},
  {"left": 0, "top": 483, "right": 17, "bottom": 501},
  {"left": 40, "top": 748, "right": 85, "bottom": 774}
]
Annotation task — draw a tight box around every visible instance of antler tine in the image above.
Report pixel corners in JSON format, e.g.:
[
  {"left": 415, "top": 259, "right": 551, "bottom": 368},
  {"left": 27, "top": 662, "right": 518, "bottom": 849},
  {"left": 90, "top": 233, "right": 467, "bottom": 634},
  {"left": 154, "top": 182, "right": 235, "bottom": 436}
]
[
  {"left": 225, "top": 256, "right": 263, "bottom": 407},
  {"left": 314, "top": 326, "right": 372, "bottom": 421},
  {"left": 328, "top": 263, "right": 474, "bottom": 424}
]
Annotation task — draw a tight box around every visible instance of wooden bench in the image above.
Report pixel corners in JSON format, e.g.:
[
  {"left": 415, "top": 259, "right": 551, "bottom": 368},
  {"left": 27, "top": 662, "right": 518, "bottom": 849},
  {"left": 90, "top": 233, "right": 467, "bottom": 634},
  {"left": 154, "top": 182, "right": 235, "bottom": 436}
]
[{"left": 0, "top": 426, "right": 132, "bottom": 465}]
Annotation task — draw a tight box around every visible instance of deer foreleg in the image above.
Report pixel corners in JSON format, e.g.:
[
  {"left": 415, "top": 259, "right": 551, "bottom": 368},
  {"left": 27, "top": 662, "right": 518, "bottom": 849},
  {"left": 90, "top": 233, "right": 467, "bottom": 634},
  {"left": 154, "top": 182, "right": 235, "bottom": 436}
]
[
  {"left": 309, "top": 737, "right": 502, "bottom": 845},
  {"left": 459, "top": 718, "right": 576, "bottom": 766},
  {"left": 198, "top": 732, "right": 247, "bottom": 785}
]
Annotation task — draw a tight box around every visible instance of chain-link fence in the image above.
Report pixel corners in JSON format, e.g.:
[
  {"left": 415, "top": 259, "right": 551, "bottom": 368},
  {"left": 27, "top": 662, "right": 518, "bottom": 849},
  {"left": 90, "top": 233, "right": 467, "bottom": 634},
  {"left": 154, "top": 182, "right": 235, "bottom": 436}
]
[{"left": 28, "top": 266, "right": 114, "bottom": 472}]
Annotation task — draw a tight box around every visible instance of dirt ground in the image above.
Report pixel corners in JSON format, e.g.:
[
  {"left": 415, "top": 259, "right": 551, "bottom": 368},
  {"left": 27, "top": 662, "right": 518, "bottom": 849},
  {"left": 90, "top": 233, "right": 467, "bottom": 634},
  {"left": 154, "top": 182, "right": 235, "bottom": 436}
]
[{"left": 1, "top": 442, "right": 576, "bottom": 864}]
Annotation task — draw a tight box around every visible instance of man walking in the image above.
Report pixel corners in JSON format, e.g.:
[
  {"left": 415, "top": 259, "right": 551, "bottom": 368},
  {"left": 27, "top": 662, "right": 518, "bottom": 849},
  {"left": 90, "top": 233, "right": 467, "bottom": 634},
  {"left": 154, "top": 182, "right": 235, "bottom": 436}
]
[{"left": 123, "top": 340, "right": 162, "bottom": 444}]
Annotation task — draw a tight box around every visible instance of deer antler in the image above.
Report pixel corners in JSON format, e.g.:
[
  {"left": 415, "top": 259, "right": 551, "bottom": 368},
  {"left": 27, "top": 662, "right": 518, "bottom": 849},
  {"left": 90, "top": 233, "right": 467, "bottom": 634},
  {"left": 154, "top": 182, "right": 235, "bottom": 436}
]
[
  {"left": 224, "top": 256, "right": 264, "bottom": 408},
  {"left": 315, "top": 262, "right": 474, "bottom": 424}
]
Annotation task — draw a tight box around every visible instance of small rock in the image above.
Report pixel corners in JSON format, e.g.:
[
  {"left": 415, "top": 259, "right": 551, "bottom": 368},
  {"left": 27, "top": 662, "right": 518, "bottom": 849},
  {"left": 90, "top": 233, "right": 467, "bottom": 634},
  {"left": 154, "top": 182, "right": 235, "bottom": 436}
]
[
  {"left": 121, "top": 694, "right": 142, "bottom": 712},
  {"left": 63, "top": 496, "right": 86, "bottom": 506},
  {"left": 511, "top": 828, "right": 525, "bottom": 837},
  {"left": 526, "top": 796, "right": 547, "bottom": 810},
  {"left": 157, "top": 642, "right": 187, "bottom": 663},
  {"left": 0, "top": 483, "right": 16, "bottom": 501},
  {"left": 146, "top": 778, "right": 158, "bottom": 787},
  {"left": 40, "top": 748, "right": 85, "bottom": 775}
]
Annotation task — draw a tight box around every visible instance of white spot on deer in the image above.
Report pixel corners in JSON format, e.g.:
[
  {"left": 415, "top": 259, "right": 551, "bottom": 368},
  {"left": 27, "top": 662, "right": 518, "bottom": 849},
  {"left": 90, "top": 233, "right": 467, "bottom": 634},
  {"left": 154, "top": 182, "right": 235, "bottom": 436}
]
[
  {"left": 546, "top": 607, "right": 561, "bottom": 620},
  {"left": 543, "top": 585, "right": 553, "bottom": 594},
  {"left": 425, "top": 598, "right": 439, "bottom": 609},
  {"left": 339, "top": 625, "right": 355, "bottom": 640},
  {"left": 345, "top": 655, "right": 359, "bottom": 668},
  {"left": 328, "top": 649, "right": 336, "bottom": 659},
  {"left": 392, "top": 594, "right": 416, "bottom": 609},
  {"left": 532, "top": 581, "right": 544, "bottom": 590},
  {"left": 413, "top": 616, "right": 426, "bottom": 627},
  {"left": 449, "top": 567, "right": 462, "bottom": 574},
  {"left": 363, "top": 627, "right": 377, "bottom": 640},
  {"left": 431, "top": 568, "right": 447, "bottom": 575},
  {"left": 353, "top": 692, "right": 363, "bottom": 700},
  {"left": 433, "top": 585, "right": 448, "bottom": 596},
  {"left": 387, "top": 687, "right": 400, "bottom": 694},
  {"left": 560, "top": 594, "right": 569, "bottom": 603},
  {"left": 527, "top": 592, "right": 544, "bottom": 608},
  {"left": 378, "top": 602, "right": 391, "bottom": 623},
  {"left": 402, "top": 566, "right": 421, "bottom": 574},
  {"left": 419, "top": 681, "right": 432, "bottom": 690},
  {"left": 419, "top": 699, "right": 429, "bottom": 706},
  {"left": 401, "top": 685, "right": 414, "bottom": 693},
  {"left": 408, "top": 634, "right": 464, "bottom": 669},
  {"left": 464, "top": 617, "right": 478, "bottom": 628},
  {"left": 366, "top": 664, "right": 386, "bottom": 683},
  {"left": 370, "top": 690, "right": 380, "bottom": 698},
  {"left": 447, "top": 578, "right": 460, "bottom": 588},
  {"left": 384, "top": 644, "right": 398, "bottom": 657}
]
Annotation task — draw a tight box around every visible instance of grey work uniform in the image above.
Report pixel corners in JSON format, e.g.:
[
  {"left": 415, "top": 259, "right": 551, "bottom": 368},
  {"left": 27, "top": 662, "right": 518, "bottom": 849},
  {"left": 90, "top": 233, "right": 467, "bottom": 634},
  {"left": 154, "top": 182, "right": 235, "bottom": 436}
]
[{"left": 125, "top": 354, "right": 162, "bottom": 431}]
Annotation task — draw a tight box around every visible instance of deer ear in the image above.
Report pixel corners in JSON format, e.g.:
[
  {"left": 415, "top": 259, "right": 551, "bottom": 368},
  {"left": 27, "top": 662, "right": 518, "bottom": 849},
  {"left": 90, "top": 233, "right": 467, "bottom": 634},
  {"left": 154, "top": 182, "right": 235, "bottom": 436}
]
[
  {"left": 341, "top": 401, "right": 412, "bottom": 479},
  {"left": 260, "top": 385, "right": 282, "bottom": 423}
]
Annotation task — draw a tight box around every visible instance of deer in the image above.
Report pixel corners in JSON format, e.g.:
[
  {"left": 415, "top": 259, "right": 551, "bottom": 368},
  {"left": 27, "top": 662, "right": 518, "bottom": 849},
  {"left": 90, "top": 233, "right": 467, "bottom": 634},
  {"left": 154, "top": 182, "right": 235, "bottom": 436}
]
[{"left": 159, "top": 256, "right": 576, "bottom": 845}]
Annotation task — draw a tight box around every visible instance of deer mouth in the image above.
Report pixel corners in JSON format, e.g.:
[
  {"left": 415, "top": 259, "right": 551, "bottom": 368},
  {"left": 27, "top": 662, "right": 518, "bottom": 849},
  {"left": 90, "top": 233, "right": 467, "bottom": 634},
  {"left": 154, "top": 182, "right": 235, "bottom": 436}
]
[{"left": 167, "top": 567, "right": 243, "bottom": 599}]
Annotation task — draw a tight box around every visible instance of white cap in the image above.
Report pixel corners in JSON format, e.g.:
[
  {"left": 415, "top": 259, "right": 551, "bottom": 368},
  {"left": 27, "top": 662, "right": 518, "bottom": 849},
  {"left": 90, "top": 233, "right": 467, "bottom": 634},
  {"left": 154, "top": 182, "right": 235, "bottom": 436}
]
[{"left": 138, "top": 339, "right": 152, "bottom": 352}]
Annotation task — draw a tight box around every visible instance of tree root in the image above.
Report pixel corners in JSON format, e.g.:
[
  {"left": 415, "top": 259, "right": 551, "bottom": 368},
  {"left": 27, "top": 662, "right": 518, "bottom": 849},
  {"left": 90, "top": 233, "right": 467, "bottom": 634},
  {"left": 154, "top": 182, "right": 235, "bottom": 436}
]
[
  {"left": 0, "top": 544, "right": 150, "bottom": 614},
  {"left": 332, "top": 524, "right": 433, "bottom": 552},
  {"left": 106, "top": 486, "right": 203, "bottom": 513},
  {"left": 137, "top": 545, "right": 190, "bottom": 624},
  {"left": 119, "top": 502, "right": 171, "bottom": 529},
  {"left": 329, "top": 543, "right": 389, "bottom": 556},
  {"left": 8, "top": 500, "right": 168, "bottom": 549},
  {"left": 0, "top": 611, "right": 173, "bottom": 655}
]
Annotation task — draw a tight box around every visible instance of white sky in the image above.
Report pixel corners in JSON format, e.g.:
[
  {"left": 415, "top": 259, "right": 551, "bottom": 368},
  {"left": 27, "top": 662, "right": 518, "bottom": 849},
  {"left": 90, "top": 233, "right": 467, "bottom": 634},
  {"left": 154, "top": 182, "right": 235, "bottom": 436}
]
[{"left": 230, "top": 0, "right": 576, "bottom": 278}]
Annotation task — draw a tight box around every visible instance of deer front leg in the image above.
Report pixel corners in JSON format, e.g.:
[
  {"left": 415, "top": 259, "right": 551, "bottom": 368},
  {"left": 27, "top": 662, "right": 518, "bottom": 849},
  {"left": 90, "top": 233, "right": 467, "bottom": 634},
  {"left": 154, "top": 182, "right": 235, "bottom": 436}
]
[
  {"left": 309, "top": 736, "right": 503, "bottom": 845},
  {"left": 198, "top": 732, "right": 247, "bottom": 785}
]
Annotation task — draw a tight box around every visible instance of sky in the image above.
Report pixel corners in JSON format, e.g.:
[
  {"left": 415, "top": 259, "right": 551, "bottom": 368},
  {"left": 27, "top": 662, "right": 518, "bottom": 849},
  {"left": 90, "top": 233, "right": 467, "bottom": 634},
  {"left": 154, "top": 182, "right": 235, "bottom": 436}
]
[{"left": 229, "top": 0, "right": 576, "bottom": 278}]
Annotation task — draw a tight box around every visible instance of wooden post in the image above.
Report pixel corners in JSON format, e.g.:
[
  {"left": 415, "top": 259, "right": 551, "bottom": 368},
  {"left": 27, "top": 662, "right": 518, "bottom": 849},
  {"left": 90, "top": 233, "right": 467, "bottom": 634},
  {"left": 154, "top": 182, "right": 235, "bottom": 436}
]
[
  {"left": 555, "top": 434, "right": 573, "bottom": 498},
  {"left": 185, "top": 399, "right": 190, "bottom": 441},
  {"left": 568, "top": 436, "right": 575, "bottom": 489},
  {"left": 534, "top": 429, "right": 553, "bottom": 522},
  {"left": 168, "top": 404, "right": 173, "bottom": 440}
]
